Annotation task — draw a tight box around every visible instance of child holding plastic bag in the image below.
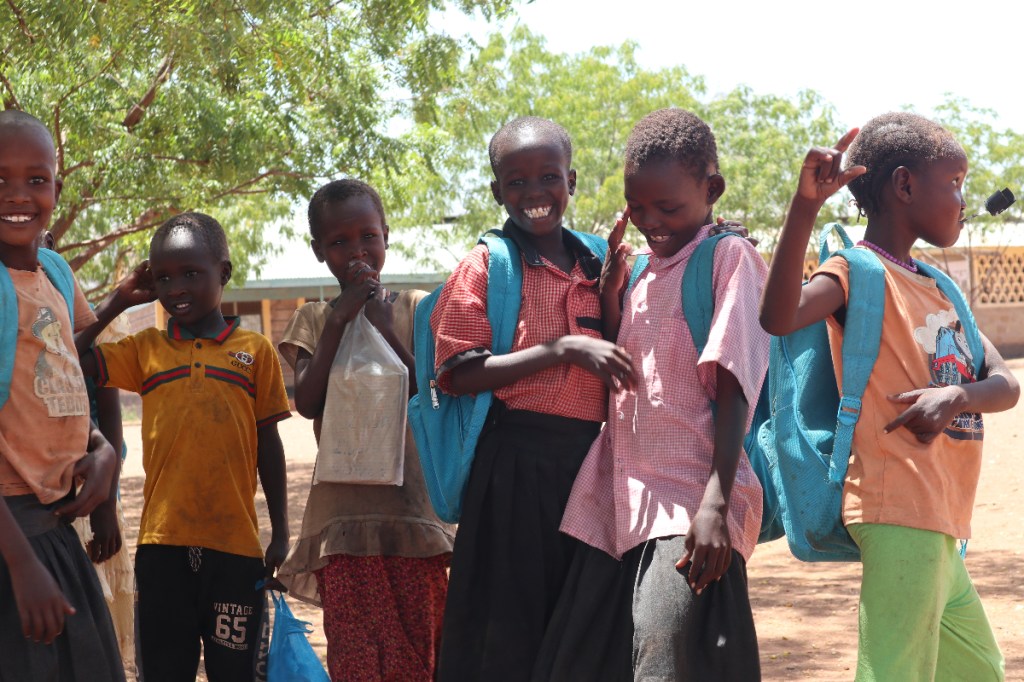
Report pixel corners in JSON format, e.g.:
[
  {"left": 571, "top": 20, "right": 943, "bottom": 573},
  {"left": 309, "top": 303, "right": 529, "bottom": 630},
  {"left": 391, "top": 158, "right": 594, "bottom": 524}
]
[{"left": 276, "top": 179, "right": 455, "bottom": 681}]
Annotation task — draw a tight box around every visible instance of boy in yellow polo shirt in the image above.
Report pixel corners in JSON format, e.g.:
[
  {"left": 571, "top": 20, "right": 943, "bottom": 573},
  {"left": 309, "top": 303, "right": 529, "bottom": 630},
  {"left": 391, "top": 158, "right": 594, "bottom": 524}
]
[{"left": 76, "top": 212, "right": 290, "bottom": 681}]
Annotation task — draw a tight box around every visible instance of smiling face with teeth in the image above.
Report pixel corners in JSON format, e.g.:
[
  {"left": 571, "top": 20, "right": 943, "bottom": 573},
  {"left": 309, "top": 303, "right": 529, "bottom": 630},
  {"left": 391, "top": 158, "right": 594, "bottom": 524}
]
[
  {"left": 624, "top": 159, "right": 724, "bottom": 259},
  {"left": 0, "top": 114, "right": 63, "bottom": 270},
  {"left": 490, "top": 130, "right": 576, "bottom": 244}
]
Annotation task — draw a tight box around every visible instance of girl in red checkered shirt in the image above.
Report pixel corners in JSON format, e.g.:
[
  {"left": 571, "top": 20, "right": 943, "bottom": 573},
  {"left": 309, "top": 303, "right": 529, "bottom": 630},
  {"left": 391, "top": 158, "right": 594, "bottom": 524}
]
[{"left": 430, "top": 116, "right": 637, "bottom": 681}]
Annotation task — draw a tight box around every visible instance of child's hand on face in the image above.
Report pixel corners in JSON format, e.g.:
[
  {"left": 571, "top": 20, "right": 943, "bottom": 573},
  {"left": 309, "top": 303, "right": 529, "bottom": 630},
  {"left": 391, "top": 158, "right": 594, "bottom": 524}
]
[
  {"left": 556, "top": 335, "right": 637, "bottom": 392},
  {"left": 55, "top": 428, "right": 118, "bottom": 519},
  {"left": 677, "top": 506, "right": 733, "bottom": 595},
  {"left": 884, "top": 385, "right": 968, "bottom": 443},
  {"left": 795, "top": 129, "right": 867, "bottom": 207},
  {"left": 87, "top": 501, "right": 122, "bottom": 564},
  {"left": 363, "top": 286, "right": 394, "bottom": 334},
  {"left": 330, "top": 261, "right": 380, "bottom": 325},
  {"left": 9, "top": 556, "right": 75, "bottom": 644},
  {"left": 113, "top": 260, "right": 158, "bottom": 308},
  {"left": 600, "top": 207, "right": 633, "bottom": 303}
]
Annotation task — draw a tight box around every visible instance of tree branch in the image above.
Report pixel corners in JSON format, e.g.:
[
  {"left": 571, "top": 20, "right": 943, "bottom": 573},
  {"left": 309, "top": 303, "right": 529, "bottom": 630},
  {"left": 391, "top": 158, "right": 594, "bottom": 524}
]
[
  {"left": 0, "top": 67, "right": 21, "bottom": 109},
  {"left": 123, "top": 54, "right": 174, "bottom": 131},
  {"left": 5, "top": 1, "right": 34, "bottom": 43},
  {"left": 64, "top": 207, "right": 170, "bottom": 271},
  {"left": 210, "top": 169, "right": 312, "bottom": 200}
]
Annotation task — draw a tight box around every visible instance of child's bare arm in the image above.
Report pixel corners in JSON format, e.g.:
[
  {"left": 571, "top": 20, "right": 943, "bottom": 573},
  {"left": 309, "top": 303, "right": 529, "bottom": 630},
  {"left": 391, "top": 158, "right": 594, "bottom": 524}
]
[
  {"left": 448, "top": 334, "right": 637, "bottom": 395},
  {"left": 885, "top": 334, "right": 1021, "bottom": 442},
  {"left": 87, "top": 387, "right": 123, "bottom": 564},
  {"left": 256, "top": 422, "right": 289, "bottom": 579},
  {"left": 599, "top": 209, "right": 631, "bottom": 342},
  {"left": 0, "top": 497, "right": 75, "bottom": 644},
  {"left": 292, "top": 276, "right": 378, "bottom": 419},
  {"left": 678, "top": 365, "right": 747, "bottom": 593},
  {"left": 760, "top": 130, "right": 866, "bottom": 336},
  {"left": 75, "top": 261, "right": 157, "bottom": 367}
]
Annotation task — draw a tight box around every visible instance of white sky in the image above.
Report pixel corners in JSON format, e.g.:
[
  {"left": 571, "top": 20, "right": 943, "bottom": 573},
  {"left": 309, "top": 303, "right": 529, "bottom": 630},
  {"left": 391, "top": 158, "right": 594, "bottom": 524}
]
[{"left": 261, "top": 0, "right": 1023, "bottom": 279}]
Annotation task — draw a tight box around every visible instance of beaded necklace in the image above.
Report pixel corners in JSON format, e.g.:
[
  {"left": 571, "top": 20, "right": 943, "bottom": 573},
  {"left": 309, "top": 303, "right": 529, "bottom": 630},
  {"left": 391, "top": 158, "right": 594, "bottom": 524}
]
[{"left": 857, "top": 240, "right": 918, "bottom": 274}]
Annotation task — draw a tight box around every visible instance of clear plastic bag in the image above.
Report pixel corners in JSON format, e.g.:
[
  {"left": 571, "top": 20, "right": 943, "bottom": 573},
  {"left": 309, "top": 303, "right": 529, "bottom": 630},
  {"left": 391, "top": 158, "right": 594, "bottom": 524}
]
[{"left": 314, "top": 309, "right": 408, "bottom": 485}]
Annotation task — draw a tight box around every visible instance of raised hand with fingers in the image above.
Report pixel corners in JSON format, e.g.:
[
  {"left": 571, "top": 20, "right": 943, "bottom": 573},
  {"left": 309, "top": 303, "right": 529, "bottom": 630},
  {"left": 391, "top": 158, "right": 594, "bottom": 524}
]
[
  {"left": 112, "top": 260, "right": 158, "bottom": 308},
  {"left": 796, "top": 128, "right": 867, "bottom": 207},
  {"left": 600, "top": 207, "right": 633, "bottom": 302}
]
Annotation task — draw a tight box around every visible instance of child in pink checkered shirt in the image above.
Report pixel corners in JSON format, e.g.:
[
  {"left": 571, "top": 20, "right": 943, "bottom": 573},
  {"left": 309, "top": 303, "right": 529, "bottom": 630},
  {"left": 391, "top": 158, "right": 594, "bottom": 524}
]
[{"left": 536, "top": 108, "right": 770, "bottom": 681}]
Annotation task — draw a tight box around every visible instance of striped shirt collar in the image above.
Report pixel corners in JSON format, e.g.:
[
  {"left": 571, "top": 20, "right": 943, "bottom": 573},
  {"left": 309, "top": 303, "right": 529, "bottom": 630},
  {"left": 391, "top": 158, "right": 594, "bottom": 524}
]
[
  {"left": 500, "top": 218, "right": 603, "bottom": 280},
  {"left": 167, "top": 315, "right": 241, "bottom": 343}
]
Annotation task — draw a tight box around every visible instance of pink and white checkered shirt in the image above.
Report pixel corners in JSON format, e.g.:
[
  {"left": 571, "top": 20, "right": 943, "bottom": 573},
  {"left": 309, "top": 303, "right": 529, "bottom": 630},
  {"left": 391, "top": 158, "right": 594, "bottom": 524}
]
[{"left": 560, "top": 226, "right": 770, "bottom": 561}]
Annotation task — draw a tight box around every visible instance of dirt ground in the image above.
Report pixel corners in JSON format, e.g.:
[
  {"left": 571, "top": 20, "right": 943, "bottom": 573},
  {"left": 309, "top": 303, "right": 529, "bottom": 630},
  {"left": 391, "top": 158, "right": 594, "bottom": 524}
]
[{"left": 118, "top": 362, "right": 1024, "bottom": 681}]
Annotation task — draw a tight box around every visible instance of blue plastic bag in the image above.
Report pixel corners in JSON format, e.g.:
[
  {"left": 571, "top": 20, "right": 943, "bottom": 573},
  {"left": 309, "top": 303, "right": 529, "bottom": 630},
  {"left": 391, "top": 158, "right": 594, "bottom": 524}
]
[{"left": 267, "top": 591, "right": 330, "bottom": 682}]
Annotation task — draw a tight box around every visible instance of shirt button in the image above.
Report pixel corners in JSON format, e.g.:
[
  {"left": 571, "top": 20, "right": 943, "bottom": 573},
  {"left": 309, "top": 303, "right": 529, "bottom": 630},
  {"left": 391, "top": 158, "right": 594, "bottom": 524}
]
[
  {"left": 653, "top": 257, "right": 661, "bottom": 265},
  {"left": 195, "top": 342, "right": 202, "bottom": 349},
  {"left": 617, "top": 411, "right": 624, "bottom": 420},
  {"left": 194, "top": 362, "right": 201, "bottom": 368}
]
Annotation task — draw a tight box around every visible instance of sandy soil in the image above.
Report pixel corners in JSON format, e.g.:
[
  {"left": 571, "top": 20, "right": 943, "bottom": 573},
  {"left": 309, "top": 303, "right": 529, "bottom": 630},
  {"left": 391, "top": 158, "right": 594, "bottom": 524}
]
[{"left": 117, "top": 364, "right": 1024, "bottom": 681}]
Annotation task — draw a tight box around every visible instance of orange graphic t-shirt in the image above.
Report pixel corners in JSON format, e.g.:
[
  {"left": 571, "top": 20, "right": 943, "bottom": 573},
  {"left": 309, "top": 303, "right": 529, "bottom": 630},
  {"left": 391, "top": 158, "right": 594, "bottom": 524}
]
[{"left": 813, "top": 251, "right": 984, "bottom": 540}]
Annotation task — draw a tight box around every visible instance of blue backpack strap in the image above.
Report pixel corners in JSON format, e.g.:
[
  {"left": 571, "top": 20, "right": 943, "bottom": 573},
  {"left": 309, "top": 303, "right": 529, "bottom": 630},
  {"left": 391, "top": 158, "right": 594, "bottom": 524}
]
[
  {"left": 569, "top": 229, "right": 610, "bottom": 263},
  {"left": 0, "top": 266, "right": 16, "bottom": 407},
  {"left": 626, "top": 255, "right": 650, "bottom": 295},
  {"left": 682, "top": 232, "right": 742, "bottom": 356},
  {"left": 38, "top": 248, "right": 75, "bottom": 320},
  {"left": 828, "top": 246, "right": 886, "bottom": 485},
  {"left": 915, "top": 262, "right": 985, "bottom": 377},
  {"left": 479, "top": 234, "right": 522, "bottom": 354},
  {"left": 0, "top": 248, "right": 76, "bottom": 409}
]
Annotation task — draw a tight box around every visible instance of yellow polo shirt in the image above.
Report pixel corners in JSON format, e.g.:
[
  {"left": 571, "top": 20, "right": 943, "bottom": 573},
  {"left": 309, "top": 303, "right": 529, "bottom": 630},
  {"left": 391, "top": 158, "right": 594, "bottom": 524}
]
[{"left": 95, "top": 317, "right": 290, "bottom": 558}]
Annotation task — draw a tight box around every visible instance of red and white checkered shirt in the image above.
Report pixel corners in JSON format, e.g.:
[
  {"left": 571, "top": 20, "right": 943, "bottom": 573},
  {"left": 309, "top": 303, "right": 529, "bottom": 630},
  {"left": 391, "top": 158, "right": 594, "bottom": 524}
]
[
  {"left": 430, "top": 227, "right": 607, "bottom": 422},
  {"left": 560, "top": 226, "right": 770, "bottom": 560}
]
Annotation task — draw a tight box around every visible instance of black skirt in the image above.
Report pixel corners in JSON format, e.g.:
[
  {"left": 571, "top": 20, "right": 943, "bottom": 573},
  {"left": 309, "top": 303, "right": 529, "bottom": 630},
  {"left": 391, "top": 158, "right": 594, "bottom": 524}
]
[
  {"left": 0, "top": 494, "right": 126, "bottom": 682},
  {"left": 437, "top": 403, "right": 601, "bottom": 682}
]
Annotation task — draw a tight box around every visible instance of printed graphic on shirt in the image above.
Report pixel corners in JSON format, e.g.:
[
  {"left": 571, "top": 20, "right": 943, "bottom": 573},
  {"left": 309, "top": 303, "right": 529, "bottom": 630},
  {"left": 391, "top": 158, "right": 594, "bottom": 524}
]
[
  {"left": 913, "top": 310, "right": 983, "bottom": 441},
  {"left": 32, "top": 307, "right": 88, "bottom": 417},
  {"left": 211, "top": 601, "right": 254, "bottom": 651},
  {"left": 227, "top": 350, "right": 255, "bottom": 373}
]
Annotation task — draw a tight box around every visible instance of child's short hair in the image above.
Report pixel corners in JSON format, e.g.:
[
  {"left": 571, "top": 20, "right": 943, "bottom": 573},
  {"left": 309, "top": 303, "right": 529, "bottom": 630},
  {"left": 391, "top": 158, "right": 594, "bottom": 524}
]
[
  {"left": 488, "top": 116, "right": 573, "bottom": 176},
  {"left": 846, "top": 112, "right": 964, "bottom": 217},
  {"left": 625, "top": 108, "right": 719, "bottom": 179},
  {"left": 150, "top": 212, "right": 229, "bottom": 263},
  {"left": 307, "top": 179, "right": 386, "bottom": 239},
  {"left": 0, "top": 109, "right": 52, "bottom": 141}
]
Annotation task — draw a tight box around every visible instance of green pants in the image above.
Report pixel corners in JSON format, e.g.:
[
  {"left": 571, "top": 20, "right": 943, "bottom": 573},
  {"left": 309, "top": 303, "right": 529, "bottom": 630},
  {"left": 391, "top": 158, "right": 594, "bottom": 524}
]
[{"left": 848, "top": 523, "right": 1004, "bottom": 682}]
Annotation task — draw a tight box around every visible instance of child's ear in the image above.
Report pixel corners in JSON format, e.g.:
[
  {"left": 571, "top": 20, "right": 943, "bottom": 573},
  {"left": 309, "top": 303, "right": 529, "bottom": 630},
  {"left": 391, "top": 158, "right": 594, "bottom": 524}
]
[
  {"left": 707, "top": 173, "right": 726, "bottom": 205},
  {"left": 383, "top": 224, "right": 390, "bottom": 250},
  {"left": 490, "top": 179, "right": 503, "bottom": 206},
  {"left": 891, "top": 166, "right": 914, "bottom": 204},
  {"left": 220, "top": 260, "right": 232, "bottom": 285},
  {"left": 310, "top": 238, "right": 326, "bottom": 263},
  {"left": 567, "top": 169, "right": 577, "bottom": 196},
  {"left": 54, "top": 177, "right": 63, "bottom": 204}
]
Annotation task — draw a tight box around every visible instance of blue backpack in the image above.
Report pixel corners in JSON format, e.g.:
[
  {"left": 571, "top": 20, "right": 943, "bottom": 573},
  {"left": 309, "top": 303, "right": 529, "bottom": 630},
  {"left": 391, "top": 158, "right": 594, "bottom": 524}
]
[
  {"left": 410, "top": 228, "right": 609, "bottom": 523},
  {"left": 0, "top": 248, "right": 76, "bottom": 409},
  {"left": 627, "top": 231, "right": 785, "bottom": 544},
  {"left": 760, "top": 223, "right": 985, "bottom": 562}
]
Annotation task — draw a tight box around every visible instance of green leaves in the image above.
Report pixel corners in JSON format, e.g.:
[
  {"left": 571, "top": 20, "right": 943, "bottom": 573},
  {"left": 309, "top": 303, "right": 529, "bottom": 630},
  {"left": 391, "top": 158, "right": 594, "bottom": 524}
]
[{"left": 0, "top": 0, "right": 512, "bottom": 292}]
